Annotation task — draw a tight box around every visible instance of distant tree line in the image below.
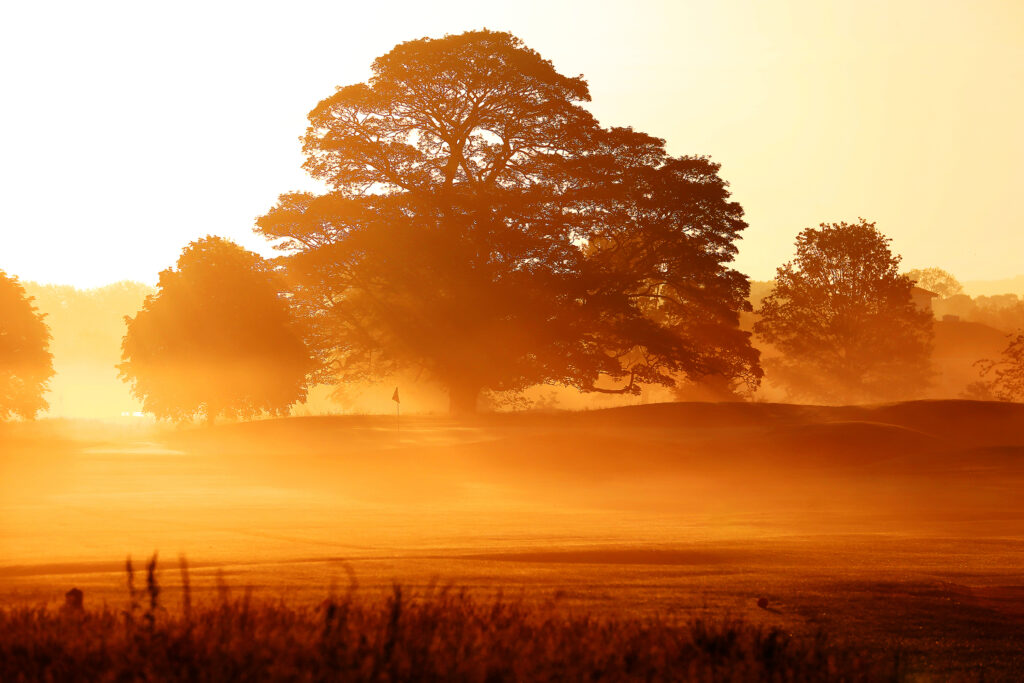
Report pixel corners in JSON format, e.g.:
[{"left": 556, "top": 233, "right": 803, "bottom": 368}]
[
  {"left": 2, "top": 30, "right": 1022, "bottom": 421},
  {"left": 935, "top": 294, "right": 1024, "bottom": 332},
  {"left": 25, "top": 281, "right": 152, "bottom": 365}
]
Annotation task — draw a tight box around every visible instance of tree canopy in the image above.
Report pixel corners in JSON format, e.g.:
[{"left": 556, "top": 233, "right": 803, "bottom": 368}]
[
  {"left": 754, "top": 219, "right": 933, "bottom": 403},
  {"left": 971, "top": 333, "right": 1024, "bottom": 402},
  {"left": 0, "top": 270, "right": 54, "bottom": 419},
  {"left": 904, "top": 267, "right": 963, "bottom": 298},
  {"left": 118, "top": 237, "right": 313, "bottom": 423},
  {"left": 257, "top": 29, "right": 760, "bottom": 413}
]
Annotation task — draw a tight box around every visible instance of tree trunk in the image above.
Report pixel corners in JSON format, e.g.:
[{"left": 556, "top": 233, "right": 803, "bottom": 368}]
[{"left": 448, "top": 382, "right": 480, "bottom": 416}]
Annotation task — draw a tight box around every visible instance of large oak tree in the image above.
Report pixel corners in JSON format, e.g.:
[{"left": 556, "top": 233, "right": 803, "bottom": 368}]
[{"left": 258, "top": 30, "right": 760, "bottom": 413}]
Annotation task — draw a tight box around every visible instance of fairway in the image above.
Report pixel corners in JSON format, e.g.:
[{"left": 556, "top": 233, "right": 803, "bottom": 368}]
[{"left": 4, "top": 401, "right": 1024, "bottom": 677}]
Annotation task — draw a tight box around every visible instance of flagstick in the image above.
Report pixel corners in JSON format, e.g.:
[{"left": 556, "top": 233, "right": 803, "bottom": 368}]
[{"left": 391, "top": 386, "right": 401, "bottom": 436}]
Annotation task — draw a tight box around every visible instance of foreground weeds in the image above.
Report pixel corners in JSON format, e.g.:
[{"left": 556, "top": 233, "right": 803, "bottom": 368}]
[{"left": 0, "top": 558, "right": 900, "bottom": 682}]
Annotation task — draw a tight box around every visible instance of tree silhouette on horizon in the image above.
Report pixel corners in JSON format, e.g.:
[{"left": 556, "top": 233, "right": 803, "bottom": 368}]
[
  {"left": 118, "top": 237, "right": 313, "bottom": 423},
  {"left": 0, "top": 270, "right": 54, "bottom": 420},
  {"left": 904, "top": 267, "right": 963, "bottom": 298},
  {"left": 257, "top": 29, "right": 760, "bottom": 414},
  {"left": 755, "top": 219, "right": 933, "bottom": 403}
]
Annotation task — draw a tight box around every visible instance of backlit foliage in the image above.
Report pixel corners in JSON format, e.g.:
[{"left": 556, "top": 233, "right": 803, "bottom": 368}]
[
  {"left": 972, "top": 333, "right": 1024, "bottom": 401},
  {"left": 0, "top": 270, "right": 54, "bottom": 419},
  {"left": 118, "top": 237, "right": 313, "bottom": 423},
  {"left": 755, "top": 219, "right": 933, "bottom": 403},
  {"left": 257, "top": 30, "right": 760, "bottom": 414},
  {"left": 904, "top": 267, "right": 963, "bottom": 298}
]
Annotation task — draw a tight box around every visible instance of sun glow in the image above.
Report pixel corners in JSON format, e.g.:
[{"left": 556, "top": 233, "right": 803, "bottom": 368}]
[{"left": 1, "top": 1, "right": 1021, "bottom": 288}]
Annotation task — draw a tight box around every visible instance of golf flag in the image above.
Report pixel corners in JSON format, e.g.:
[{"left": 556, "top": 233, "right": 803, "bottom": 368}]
[{"left": 392, "top": 387, "right": 400, "bottom": 404}]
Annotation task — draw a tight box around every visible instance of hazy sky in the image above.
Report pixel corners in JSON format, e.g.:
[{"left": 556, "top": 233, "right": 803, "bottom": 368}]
[{"left": 2, "top": 0, "right": 1021, "bottom": 288}]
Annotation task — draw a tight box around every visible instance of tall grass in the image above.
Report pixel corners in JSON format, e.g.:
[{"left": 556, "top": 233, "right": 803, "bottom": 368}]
[{"left": 0, "top": 556, "right": 901, "bottom": 682}]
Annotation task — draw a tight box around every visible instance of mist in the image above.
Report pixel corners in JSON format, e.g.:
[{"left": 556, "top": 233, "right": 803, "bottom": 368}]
[{"left": 4, "top": 19, "right": 1024, "bottom": 680}]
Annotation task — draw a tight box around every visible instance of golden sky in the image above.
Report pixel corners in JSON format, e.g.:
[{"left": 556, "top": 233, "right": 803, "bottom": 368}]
[{"left": 1, "top": 0, "right": 1021, "bottom": 287}]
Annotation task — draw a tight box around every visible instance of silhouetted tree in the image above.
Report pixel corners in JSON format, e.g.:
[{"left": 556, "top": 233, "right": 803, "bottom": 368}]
[
  {"left": 970, "top": 333, "right": 1024, "bottom": 401},
  {"left": 0, "top": 271, "right": 54, "bottom": 419},
  {"left": 118, "top": 237, "right": 313, "bottom": 423},
  {"left": 257, "top": 30, "right": 760, "bottom": 414},
  {"left": 904, "top": 267, "right": 962, "bottom": 298},
  {"left": 754, "top": 219, "right": 932, "bottom": 403}
]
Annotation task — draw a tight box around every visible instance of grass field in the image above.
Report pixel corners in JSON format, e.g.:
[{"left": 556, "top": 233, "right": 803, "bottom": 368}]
[
  {"left": 0, "top": 574, "right": 903, "bottom": 682},
  {"left": 3, "top": 400, "right": 1024, "bottom": 679}
]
